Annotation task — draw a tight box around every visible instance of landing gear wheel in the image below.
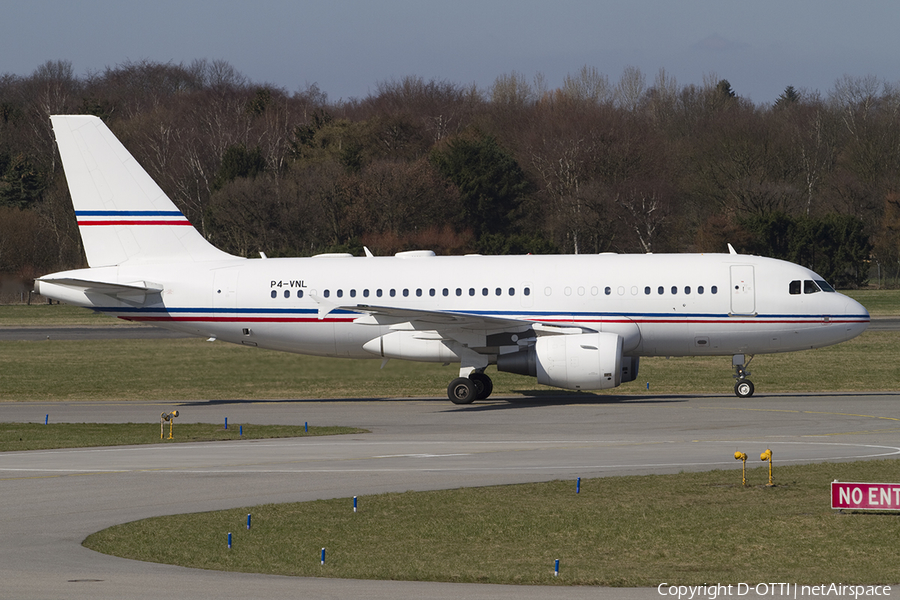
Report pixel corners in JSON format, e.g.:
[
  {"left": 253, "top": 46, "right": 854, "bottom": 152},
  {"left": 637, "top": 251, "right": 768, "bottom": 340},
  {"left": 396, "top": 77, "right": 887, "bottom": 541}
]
[
  {"left": 734, "top": 380, "right": 755, "bottom": 398},
  {"left": 448, "top": 377, "right": 476, "bottom": 404},
  {"left": 469, "top": 372, "right": 494, "bottom": 400}
]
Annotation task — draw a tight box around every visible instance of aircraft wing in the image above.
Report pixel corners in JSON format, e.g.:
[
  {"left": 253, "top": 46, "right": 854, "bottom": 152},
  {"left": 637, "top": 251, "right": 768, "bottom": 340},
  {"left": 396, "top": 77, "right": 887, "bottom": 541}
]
[{"left": 339, "top": 304, "right": 586, "bottom": 335}]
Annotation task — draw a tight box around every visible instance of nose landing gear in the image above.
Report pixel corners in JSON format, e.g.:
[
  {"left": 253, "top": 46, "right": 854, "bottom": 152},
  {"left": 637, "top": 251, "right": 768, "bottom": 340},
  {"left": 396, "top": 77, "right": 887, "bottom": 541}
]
[{"left": 733, "top": 354, "right": 755, "bottom": 398}]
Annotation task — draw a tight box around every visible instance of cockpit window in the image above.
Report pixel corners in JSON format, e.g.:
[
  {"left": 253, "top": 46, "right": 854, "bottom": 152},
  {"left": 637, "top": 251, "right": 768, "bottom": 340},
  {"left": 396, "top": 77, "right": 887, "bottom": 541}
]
[
  {"left": 816, "top": 279, "right": 836, "bottom": 292},
  {"left": 803, "top": 280, "right": 821, "bottom": 294},
  {"left": 789, "top": 280, "right": 801, "bottom": 295}
]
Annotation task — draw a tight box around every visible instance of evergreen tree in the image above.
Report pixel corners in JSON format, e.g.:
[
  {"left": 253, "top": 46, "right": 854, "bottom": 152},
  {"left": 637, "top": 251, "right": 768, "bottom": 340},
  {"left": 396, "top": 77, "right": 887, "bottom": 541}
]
[
  {"left": 213, "top": 144, "right": 266, "bottom": 191},
  {"left": 430, "top": 134, "right": 532, "bottom": 244}
]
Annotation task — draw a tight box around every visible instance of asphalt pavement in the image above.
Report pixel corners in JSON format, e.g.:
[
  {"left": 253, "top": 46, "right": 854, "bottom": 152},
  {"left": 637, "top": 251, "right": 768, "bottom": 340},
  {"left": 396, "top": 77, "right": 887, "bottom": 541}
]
[{"left": 2, "top": 392, "right": 899, "bottom": 599}]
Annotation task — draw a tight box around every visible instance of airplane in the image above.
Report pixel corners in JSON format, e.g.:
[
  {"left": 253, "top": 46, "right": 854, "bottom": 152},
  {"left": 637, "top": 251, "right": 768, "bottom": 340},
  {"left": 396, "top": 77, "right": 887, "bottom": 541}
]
[{"left": 35, "top": 115, "right": 870, "bottom": 404}]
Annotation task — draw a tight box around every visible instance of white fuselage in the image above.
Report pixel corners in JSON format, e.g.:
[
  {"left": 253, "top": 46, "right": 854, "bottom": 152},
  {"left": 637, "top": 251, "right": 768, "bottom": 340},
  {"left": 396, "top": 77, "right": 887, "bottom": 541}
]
[{"left": 37, "top": 252, "right": 869, "bottom": 364}]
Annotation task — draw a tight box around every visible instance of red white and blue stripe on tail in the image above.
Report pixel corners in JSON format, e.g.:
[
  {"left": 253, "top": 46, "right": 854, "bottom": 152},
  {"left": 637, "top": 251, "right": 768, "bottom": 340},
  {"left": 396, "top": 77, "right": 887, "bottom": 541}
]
[{"left": 75, "top": 210, "right": 193, "bottom": 227}]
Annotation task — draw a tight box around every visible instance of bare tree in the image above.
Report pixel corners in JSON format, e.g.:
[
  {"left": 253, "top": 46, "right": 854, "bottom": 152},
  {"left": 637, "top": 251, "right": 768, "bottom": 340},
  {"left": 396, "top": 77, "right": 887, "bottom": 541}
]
[
  {"left": 560, "top": 65, "right": 611, "bottom": 105},
  {"left": 614, "top": 66, "right": 646, "bottom": 112},
  {"left": 491, "top": 71, "right": 537, "bottom": 106}
]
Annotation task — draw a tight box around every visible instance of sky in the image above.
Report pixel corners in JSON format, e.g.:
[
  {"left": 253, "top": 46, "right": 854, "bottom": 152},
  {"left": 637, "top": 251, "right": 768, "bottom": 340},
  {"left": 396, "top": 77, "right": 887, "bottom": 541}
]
[{"left": 2, "top": 0, "right": 899, "bottom": 105}]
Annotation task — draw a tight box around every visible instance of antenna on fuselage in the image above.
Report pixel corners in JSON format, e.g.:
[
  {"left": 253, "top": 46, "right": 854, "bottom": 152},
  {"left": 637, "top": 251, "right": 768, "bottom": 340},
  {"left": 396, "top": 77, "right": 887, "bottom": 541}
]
[{"left": 727, "top": 243, "right": 738, "bottom": 255}]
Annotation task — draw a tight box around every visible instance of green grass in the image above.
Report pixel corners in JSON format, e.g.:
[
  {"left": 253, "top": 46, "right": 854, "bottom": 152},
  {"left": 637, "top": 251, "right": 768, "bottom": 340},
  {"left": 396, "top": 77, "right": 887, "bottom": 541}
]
[
  {"left": 0, "top": 304, "right": 128, "bottom": 325},
  {"left": 843, "top": 289, "right": 900, "bottom": 316},
  {"left": 0, "top": 330, "right": 896, "bottom": 402},
  {"left": 0, "top": 423, "right": 366, "bottom": 451},
  {"left": 83, "top": 459, "right": 900, "bottom": 586}
]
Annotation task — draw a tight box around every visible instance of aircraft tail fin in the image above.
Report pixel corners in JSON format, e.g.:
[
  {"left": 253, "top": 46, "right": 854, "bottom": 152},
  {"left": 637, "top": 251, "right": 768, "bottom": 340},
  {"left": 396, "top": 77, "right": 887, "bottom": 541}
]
[{"left": 50, "top": 115, "right": 235, "bottom": 267}]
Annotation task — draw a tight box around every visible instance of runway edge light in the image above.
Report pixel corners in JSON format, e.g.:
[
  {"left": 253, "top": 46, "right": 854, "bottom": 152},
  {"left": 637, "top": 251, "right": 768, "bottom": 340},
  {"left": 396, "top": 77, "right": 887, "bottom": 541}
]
[
  {"left": 160, "top": 411, "right": 178, "bottom": 440},
  {"left": 734, "top": 451, "right": 748, "bottom": 486},
  {"left": 760, "top": 449, "right": 774, "bottom": 486}
]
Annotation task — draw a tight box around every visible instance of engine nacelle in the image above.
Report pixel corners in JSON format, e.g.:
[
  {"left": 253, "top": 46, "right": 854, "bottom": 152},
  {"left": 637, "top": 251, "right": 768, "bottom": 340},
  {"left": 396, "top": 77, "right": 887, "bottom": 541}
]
[{"left": 497, "top": 332, "right": 623, "bottom": 390}]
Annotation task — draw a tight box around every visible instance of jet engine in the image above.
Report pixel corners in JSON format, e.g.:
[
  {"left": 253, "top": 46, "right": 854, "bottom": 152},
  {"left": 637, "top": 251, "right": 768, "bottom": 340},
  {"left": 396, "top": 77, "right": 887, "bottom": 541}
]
[{"left": 497, "top": 332, "right": 624, "bottom": 390}]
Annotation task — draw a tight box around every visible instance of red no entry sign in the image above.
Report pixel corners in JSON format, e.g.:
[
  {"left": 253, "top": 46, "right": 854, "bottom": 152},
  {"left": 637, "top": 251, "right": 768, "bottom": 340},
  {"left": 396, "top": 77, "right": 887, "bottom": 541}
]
[{"left": 832, "top": 481, "right": 900, "bottom": 510}]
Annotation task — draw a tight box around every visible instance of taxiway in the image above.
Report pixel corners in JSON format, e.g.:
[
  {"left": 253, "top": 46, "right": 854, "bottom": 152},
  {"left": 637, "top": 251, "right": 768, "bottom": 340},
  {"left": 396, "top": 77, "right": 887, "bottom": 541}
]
[{"left": 1, "top": 393, "right": 899, "bottom": 599}]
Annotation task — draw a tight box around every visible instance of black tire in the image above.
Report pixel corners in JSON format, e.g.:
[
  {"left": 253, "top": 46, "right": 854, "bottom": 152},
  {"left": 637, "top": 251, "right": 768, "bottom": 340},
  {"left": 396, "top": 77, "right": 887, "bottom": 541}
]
[
  {"left": 469, "top": 372, "right": 494, "bottom": 400},
  {"left": 448, "top": 377, "right": 476, "bottom": 404},
  {"left": 734, "top": 379, "right": 755, "bottom": 398}
]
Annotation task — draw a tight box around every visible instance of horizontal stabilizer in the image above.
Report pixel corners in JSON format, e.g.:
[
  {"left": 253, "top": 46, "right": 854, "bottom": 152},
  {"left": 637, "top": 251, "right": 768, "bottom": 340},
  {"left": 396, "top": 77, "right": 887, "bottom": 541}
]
[{"left": 36, "top": 277, "right": 163, "bottom": 296}]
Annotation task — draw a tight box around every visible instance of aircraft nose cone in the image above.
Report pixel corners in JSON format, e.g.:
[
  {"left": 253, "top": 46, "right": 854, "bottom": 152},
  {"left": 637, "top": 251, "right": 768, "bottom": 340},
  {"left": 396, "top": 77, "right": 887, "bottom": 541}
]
[{"left": 842, "top": 295, "right": 870, "bottom": 338}]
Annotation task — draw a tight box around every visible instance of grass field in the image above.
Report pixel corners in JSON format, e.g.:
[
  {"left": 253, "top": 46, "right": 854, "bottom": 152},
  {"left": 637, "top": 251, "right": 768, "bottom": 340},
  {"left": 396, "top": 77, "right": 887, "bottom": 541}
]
[
  {"left": 84, "top": 459, "right": 900, "bottom": 586},
  {"left": 0, "top": 423, "right": 366, "bottom": 451},
  {"left": 843, "top": 289, "right": 900, "bottom": 316},
  {"left": 0, "top": 329, "right": 896, "bottom": 402}
]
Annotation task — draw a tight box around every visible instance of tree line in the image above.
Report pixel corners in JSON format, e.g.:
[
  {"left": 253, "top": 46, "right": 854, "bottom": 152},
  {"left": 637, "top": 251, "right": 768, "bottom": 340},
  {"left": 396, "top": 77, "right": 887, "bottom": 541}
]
[{"left": 2, "top": 59, "right": 899, "bottom": 289}]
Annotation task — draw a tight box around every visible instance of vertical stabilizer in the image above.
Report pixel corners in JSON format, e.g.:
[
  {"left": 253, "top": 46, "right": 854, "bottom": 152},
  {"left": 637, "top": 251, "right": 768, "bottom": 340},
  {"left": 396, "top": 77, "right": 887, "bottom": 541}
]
[{"left": 51, "top": 115, "right": 235, "bottom": 266}]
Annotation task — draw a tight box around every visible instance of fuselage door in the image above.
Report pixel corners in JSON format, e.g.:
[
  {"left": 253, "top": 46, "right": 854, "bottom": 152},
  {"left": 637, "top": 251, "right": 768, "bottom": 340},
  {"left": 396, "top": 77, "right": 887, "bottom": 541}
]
[{"left": 730, "top": 265, "right": 755, "bottom": 315}]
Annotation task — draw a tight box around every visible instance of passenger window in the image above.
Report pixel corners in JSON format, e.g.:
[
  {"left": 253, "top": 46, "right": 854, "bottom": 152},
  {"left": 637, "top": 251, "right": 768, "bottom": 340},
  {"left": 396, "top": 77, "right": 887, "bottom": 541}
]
[
  {"left": 429, "top": 289, "right": 435, "bottom": 297},
  {"left": 336, "top": 289, "right": 343, "bottom": 298},
  {"left": 684, "top": 286, "right": 691, "bottom": 295},
  {"left": 789, "top": 280, "right": 801, "bottom": 295},
  {"left": 644, "top": 286, "right": 651, "bottom": 295},
  {"left": 711, "top": 286, "right": 717, "bottom": 294},
  {"left": 509, "top": 287, "right": 515, "bottom": 296},
  {"left": 698, "top": 286, "right": 704, "bottom": 295},
  {"left": 363, "top": 289, "right": 369, "bottom": 298},
  {"left": 350, "top": 289, "right": 356, "bottom": 298},
  {"left": 469, "top": 288, "right": 475, "bottom": 296},
  {"left": 415, "top": 289, "right": 422, "bottom": 297},
  {"left": 271, "top": 290, "right": 277, "bottom": 298},
  {"left": 671, "top": 286, "right": 677, "bottom": 295},
  {"left": 456, "top": 288, "right": 462, "bottom": 296},
  {"left": 524, "top": 287, "right": 530, "bottom": 296},
  {"left": 390, "top": 289, "right": 396, "bottom": 297},
  {"left": 804, "top": 280, "right": 821, "bottom": 294},
  {"left": 442, "top": 288, "right": 448, "bottom": 297},
  {"left": 658, "top": 286, "right": 664, "bottom": 295},
  {"left": 323, "top": 290, "right": 330, "bottom": 298},
  {"left": 605, "top": 287, "right": 611, "bottom": 295},
  {"left": 284, "top": 290, "right": 290, "bottom": 298},
  {"left": 496, "top": 287, "right": 502, "bottom": 296},
  {"left": 377, "top": 289, "right": 383, "bottom": 297},
  {"left": 482, "top": 288, "right": 489, "bottom": 296}
]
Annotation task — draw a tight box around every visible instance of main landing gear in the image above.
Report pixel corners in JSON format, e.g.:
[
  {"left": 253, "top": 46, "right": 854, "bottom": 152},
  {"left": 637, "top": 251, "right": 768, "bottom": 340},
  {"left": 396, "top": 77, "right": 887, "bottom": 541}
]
[
  {"left": 447, "top": 371, "right": 494, "bottom": 404},
  {"left": 732, "top": 354, "right": 755, "bottom": 398}
]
